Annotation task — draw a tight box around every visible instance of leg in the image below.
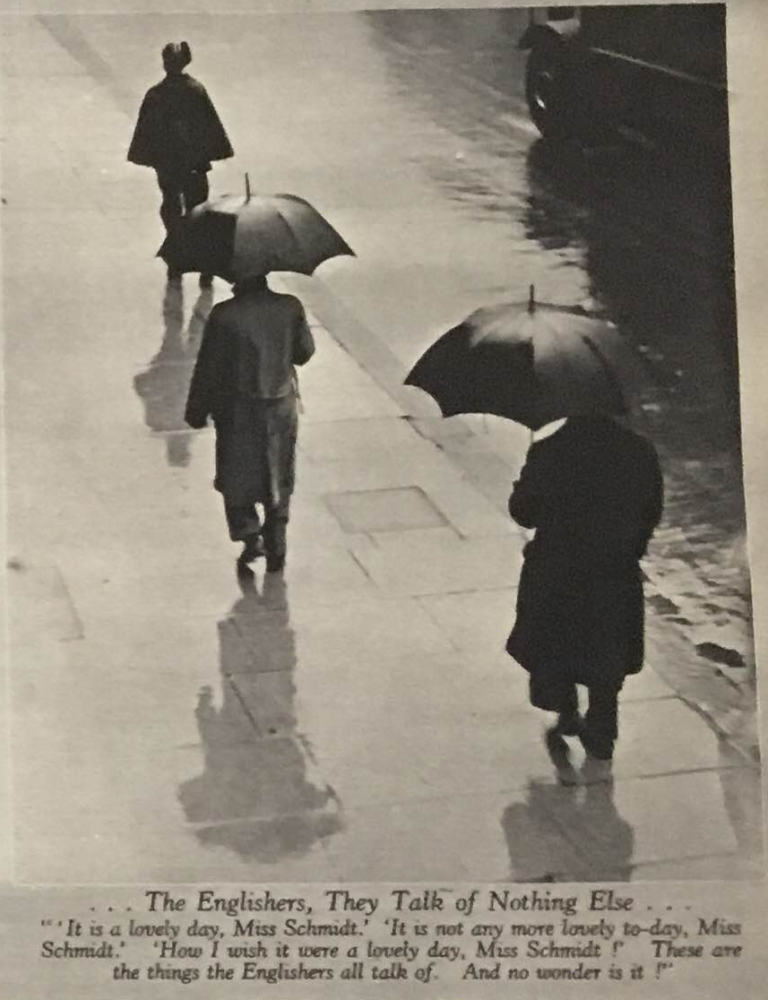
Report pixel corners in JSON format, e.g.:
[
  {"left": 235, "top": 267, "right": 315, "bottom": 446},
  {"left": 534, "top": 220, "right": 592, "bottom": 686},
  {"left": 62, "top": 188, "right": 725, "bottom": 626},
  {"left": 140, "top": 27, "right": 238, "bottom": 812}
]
[
  {"left": 530, "top": 672, "right": 581, "bottom": 735},
  {"left": 263, "top": 497, "right": 290, "bottom": 572},
  {"left": 182, "top": 171, "right": 214, "bottom": 287},
  {"left": 157, "top": 172, "right": 184, "bottom": 279},
  {"left": 224, "top": 502, "right": 261, "bottom": 542},
  {"left": 224, "top": 502, "right": 264, "bottom": 565},
  {"left": 532, "top": 675, "right": 581, "bottom": 786},
  {"left": 157, "top": 172, "right": 184, "bottom": 237},
  {"left": 581, "top": 683, "right": 621, "bottom": 760},
  {"left": 554, "top": 683, "right": 581, "bottom": 735}
]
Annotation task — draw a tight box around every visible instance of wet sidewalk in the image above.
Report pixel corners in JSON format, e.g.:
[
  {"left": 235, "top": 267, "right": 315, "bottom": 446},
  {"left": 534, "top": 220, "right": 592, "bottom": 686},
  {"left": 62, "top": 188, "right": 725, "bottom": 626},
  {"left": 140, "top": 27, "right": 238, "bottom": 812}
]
[
  {"left": 7, "top": 283, "right": 763, "bottom": 885},
  {"left": 2, "top": 11, "right": 762, "bottom": 887}
]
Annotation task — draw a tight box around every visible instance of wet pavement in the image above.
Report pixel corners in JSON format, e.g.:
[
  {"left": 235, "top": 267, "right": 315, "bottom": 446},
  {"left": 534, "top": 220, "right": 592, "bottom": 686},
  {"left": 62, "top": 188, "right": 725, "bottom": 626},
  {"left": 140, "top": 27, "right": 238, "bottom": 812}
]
[{"left": 2, "top": 10, "right": 762, "bottom": 882}]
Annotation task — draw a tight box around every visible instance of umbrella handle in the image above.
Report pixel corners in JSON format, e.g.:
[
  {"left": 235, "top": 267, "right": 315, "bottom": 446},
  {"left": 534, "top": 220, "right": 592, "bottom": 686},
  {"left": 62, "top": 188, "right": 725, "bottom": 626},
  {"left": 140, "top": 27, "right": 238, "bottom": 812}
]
[{"left": 245, "top": 173, "right": 252, "bottom": 201}]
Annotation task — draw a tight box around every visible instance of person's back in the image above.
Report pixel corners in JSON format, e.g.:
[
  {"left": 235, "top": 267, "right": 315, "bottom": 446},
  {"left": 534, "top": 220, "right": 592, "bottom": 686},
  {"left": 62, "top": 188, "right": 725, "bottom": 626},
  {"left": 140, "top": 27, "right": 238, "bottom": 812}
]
[
  {"left": 513, "top": 416, "right": 663, "bottom": 561},
  {"left": 215, "top": 286, "right": 315, "bottom": 400},
  {"left": 185, "top": 277, "right": 315, "bottom": 572},
  {"left": 139, "top": 73, "right": 210, "bottom": 173},
  {"left": 507, "top": 414, "right": 665, "bottom": 765}
]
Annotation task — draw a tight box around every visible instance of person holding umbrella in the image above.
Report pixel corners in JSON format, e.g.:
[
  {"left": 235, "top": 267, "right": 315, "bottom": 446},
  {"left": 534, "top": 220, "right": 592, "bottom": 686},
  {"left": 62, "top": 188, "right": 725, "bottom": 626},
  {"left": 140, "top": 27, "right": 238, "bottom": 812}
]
[
  {"left": 406, "top": 287, "right": 664, "bottom": 772},
  {"left": 506, "top": 412, "right": 663, "bottom": 768},
  {"left": 165, "top": 180, "right": 352, "bottom": 568},
  {"left": 127, "top": 42, "right": 234, "bottom": 285},
  {"left": 184, "top": 274, "right": 315, "bottom": 572}
]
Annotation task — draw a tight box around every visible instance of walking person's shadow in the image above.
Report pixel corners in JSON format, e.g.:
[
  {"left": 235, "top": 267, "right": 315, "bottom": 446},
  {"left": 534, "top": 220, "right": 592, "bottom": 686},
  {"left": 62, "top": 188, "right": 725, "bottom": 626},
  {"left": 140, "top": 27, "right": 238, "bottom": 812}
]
[
  {"left": 178, "top": 568, "right": 343, "bottom": 863},
  {"left": 501, "top": 776, "right": 634, "bottom": 882},
  {"left": 133, "top": 282, "right": 213, "bottom": 468}
]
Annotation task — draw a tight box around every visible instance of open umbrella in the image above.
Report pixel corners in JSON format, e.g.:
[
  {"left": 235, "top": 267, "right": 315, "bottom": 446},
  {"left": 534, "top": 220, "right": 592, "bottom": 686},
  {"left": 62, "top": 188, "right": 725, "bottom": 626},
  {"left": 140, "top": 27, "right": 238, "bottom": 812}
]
[
  {"left": 405, "top": 287, "right": 647, "bottom": 430},
  {"left": 159, "top": 175, "right": 355, "bottom": 281}
]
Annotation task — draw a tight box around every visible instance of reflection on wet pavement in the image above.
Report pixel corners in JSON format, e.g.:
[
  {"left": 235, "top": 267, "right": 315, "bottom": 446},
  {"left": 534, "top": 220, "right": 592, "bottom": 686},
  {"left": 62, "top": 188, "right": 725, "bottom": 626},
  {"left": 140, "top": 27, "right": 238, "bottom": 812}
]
[
  {"left": 178, "top": 570, "right": 343, "bottom": 863},
  {"left": 364, "top": 9, "right": 752, "bottom": 684},
  {"left": 503, "top": 779, "right": 634, "bottom": 882},
  {"left": 133, "top": 283, "right": 213, "bottom": 467},
  {"left": 500, "top": 744, "right": 762, "bottom": 883}
]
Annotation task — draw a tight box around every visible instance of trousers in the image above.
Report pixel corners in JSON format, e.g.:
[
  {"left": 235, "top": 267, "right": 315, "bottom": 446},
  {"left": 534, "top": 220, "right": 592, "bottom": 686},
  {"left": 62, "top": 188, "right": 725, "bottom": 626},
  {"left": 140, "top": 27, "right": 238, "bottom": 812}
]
[
  {"left": 534, "top": 675, "right": 621, "bottom": 759},
  {"left": 224, "top": 499, "right": 290, "bottom": 557},
  {"left": 156, "top": 169, "right": 209, "bottom": 236}
]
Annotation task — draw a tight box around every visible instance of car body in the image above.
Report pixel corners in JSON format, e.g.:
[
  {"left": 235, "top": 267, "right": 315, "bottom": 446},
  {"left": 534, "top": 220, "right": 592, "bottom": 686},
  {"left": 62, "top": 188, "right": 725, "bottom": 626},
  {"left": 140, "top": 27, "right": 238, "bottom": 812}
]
[{"left": 519, "top": 5, "right": 730, "bottom": 163}]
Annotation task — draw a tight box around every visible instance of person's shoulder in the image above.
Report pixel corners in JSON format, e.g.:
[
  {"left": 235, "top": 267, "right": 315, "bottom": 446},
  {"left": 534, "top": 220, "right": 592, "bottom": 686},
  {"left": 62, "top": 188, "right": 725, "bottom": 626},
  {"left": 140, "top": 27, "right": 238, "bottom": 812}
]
[
  {"left": 531, "top": 424, "right": 569, "bottom": 456},
  {"left": 620, "top": 423, "right": 657, "bottom": 451},
  {"left": 614, "top": 424, "right": 660, "bottom": 466},
  {"left": 183, "top": 74, "right": 207, "bottom": 94},
  {"left": 143, "top": 80, "right": 166, "bottom": 100},
  {"left": 269, "top": 290, "right": 305, "bottom": 312},
  {"left": 524, "top": 436, "right": 557, "bottom": 466},
  {"left": 207, "top": 299, "right": 233, "bottom": 324}
]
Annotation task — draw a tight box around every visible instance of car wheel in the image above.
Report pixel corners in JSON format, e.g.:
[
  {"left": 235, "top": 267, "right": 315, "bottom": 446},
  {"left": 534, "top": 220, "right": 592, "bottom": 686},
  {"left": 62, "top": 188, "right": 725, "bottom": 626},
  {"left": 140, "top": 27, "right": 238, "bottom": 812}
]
[{"left": 525, "top": 46, "right": 570, "bottom": 139}]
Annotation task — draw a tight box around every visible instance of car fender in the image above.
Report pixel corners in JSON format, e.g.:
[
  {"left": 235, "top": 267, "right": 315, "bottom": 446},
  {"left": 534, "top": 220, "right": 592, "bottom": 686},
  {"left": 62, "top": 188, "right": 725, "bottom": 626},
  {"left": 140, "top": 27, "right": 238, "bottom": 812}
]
[{"left": 518, "top": 23, "right": 569, "bottom": 52}]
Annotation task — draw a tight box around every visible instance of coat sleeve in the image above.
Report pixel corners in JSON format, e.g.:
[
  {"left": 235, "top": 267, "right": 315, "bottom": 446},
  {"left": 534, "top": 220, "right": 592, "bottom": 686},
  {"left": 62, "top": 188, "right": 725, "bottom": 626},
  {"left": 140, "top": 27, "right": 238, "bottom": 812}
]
[
  {"left": 292, "top": 304, "right": 316, "bottom": 367},
  {"left": 185, "top": 311, "right": 228, "bottom": 428},
  {"left": 508, "top": 444, "right": 547, "bottom": 529}
]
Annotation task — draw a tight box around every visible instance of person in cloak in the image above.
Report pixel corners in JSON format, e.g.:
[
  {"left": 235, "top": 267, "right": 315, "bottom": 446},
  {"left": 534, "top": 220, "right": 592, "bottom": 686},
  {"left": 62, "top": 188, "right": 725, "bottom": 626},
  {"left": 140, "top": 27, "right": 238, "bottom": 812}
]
[
  {"left": 506, "top": 413, "right": 664, "bottom": 769},
  {"left": 127, "top": 41, "right": 234, "bottom": 285},
  {"left": 184, "top": 275, "right": 315, "bottom": 572}
]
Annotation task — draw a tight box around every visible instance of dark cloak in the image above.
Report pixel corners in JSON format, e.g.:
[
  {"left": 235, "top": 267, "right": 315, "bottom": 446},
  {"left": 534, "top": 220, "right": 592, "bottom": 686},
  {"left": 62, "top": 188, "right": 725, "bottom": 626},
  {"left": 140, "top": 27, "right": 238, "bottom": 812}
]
[
  {"left": 506, "top": 416, "right": 664, "bottom": 702},
  {"left": 128, "top": 73, "right": 234, "bottom": 176}
]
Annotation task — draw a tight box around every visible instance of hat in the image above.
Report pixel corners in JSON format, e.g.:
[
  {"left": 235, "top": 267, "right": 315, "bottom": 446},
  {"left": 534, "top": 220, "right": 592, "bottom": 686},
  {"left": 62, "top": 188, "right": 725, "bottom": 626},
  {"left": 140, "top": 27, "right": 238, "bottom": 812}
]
[{"left": 162, "top": 41, "right": 192, "bottom": 71}]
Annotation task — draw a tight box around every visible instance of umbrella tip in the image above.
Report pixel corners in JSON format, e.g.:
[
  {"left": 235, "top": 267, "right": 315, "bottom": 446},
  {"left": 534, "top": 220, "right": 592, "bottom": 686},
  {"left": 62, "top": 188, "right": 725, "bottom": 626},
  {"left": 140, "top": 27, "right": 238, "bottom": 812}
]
[
  {"left": 245, "top": 173, "right": 251, "bottom": 201},
  {"left": 528, "top": 284, "right": 535, "bottom": 313}
]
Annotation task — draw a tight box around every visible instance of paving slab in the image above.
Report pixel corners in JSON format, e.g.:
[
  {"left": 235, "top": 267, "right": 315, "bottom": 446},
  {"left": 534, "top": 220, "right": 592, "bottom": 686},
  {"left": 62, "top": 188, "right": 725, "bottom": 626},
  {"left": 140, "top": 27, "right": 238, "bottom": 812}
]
[
  {"left": 535, "top": 768, "right": 761, "bottom": 872},
  {"left": 325, "top": 788, "right": 588, "bottom": 883},
  {"left": 351, "top": 531, "right": 523, "bottom": 597}
]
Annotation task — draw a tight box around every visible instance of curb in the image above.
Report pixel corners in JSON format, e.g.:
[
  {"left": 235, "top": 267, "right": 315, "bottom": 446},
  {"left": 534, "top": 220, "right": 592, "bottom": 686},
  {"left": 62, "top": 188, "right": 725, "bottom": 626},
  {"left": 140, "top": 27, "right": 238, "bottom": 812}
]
[{"left": 282, "top": 272, "right": 760, "bottom": 762}]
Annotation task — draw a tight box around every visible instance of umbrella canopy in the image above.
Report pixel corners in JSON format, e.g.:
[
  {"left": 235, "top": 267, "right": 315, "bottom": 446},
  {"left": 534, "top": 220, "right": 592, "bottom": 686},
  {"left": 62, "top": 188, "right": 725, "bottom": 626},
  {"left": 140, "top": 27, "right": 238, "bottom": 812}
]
[
  {"left": 405, "top": 288, "right": 647, "bottom": 430},
  {"left": 159, "top": 182, "right": 354, "bottom": 281}
]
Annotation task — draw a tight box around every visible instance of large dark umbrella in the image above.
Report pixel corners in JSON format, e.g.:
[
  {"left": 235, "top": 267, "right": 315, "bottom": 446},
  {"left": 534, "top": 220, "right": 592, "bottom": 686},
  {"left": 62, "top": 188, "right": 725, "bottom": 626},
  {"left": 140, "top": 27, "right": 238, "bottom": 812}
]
[
  {"left": 159, "top": 176, "right": 354, "bottom": 281},
  {"left": 405, "top": 287, "right": 646, "bottom": 430}
]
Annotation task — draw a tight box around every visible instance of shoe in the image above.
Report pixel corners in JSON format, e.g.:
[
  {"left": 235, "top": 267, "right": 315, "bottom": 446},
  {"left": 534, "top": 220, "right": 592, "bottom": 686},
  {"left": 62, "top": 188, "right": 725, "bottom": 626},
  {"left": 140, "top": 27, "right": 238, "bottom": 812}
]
[
  {"left": 581, "top": 756, "right": 614, "bottom": 784},
  {"left": 266, "top": 553, "right": 285, "bottom": 573},
  {"left": 544, "top": 728, "right": 580, "bottom": 786},
  {"left": 199, "top": 273, "right": 213, "bottom": 289},
  {"left": 239, "top": 534, "right": 264, "bottom": 565}
]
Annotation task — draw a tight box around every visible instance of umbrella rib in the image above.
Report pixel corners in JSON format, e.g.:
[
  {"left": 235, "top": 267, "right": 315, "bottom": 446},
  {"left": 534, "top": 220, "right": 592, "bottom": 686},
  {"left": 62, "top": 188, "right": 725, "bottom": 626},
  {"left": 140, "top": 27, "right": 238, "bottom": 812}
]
[
  {"left": 538, "top": 318, "right": 610, "bottom": 413},
  {"left": 269, "top": 206, "right": 310, "bottom": 269},
  {"left": 580, "top": 332, "right": 633, "bottom": 405}
]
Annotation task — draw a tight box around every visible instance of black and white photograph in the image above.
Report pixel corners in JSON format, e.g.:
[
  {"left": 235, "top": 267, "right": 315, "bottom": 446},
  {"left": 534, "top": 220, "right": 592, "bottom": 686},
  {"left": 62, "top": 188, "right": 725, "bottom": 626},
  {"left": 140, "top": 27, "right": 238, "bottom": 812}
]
[{"left": 1, "top": 0, "right": 765, "bottom": 910}]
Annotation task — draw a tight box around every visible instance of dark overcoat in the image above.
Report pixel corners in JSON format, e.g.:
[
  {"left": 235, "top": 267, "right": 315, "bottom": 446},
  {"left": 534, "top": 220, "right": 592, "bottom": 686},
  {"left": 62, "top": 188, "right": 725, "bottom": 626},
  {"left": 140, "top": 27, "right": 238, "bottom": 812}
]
[
  {"left": 127, "top": 73, "right": 234, "bottom": 176},
  {"left": 185, "top": 285, "right": 315, "bottom": 510},
  {"left": 506, "top": 416, "right": 663, "bottom": 704}
]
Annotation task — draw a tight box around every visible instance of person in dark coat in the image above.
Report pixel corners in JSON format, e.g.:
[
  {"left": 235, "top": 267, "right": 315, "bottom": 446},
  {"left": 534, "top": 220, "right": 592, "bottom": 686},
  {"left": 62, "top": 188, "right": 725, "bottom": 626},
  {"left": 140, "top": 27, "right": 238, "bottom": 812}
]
[
  {"left": 506, "top": 415, "right": 664, "bottom": 763},
  {"left": 128, "top": 41, "right": 234, "bottom": 284},
  {"left": 185, "top": 275, "right": 315, "bottom": 571}
]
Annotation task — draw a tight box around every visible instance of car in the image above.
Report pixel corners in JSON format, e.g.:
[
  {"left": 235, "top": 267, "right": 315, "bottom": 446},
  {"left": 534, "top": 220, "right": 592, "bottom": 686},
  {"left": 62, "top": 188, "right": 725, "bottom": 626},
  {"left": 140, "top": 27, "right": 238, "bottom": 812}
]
[{"left": 519, "top": 5, "right": 730, "bottom": 164}]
